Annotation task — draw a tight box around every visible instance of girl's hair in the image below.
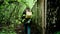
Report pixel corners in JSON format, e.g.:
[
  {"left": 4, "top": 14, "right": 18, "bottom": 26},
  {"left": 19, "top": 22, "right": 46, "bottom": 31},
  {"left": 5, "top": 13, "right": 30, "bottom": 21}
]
[{"left": 26, "top": 7, "right": 30, "bottom": 11}]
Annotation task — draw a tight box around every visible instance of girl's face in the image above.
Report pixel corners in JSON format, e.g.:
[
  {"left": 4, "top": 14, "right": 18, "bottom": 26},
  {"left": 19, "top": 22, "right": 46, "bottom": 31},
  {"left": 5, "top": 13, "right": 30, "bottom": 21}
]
[{"left": 26, "top": 9, "right": 30, "bottom": 12}]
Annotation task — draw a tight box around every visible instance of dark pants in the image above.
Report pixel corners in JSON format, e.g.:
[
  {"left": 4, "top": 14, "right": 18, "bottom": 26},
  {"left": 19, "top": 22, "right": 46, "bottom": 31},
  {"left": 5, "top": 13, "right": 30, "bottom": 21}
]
[{"left": 24, "top": 23, "right": 31, "bottom": 34}]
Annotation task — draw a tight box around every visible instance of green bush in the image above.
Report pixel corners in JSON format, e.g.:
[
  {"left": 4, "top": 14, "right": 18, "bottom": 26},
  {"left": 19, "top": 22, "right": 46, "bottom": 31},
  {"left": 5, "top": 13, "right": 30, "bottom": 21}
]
[{"left": 0, "top": 0, "right": 37, "bottom": 34}]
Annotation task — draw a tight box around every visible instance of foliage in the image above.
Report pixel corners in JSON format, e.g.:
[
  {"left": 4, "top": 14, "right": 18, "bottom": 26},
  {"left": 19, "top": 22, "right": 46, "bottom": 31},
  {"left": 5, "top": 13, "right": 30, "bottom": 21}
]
[
  {"left": 54, "top": 31, "right": 60, "bottom": 34},
  {"left": 0, "top": 0, "right": 37, "bottom": 34}
]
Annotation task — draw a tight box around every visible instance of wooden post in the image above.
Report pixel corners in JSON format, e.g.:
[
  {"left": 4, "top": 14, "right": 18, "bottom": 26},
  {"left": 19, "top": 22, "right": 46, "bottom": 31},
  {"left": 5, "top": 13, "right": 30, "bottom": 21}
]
[
  {"left": 37, "top": 0, "right": 45, "bottom": 34},
  {"left": 41, "top": 0, "right": 45, "bottom": 34},
  {"left": 39, "top": 0, "right": 47, "bottom": 34}
]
